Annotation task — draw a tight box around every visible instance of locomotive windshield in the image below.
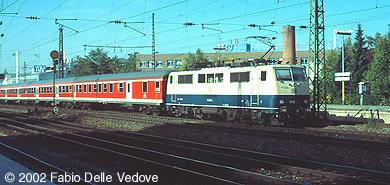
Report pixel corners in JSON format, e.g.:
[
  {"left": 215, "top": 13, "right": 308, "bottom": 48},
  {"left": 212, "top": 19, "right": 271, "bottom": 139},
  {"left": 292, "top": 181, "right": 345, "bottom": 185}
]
[{"left": 275, "top": 68, "right": 307, "bottom": 82}]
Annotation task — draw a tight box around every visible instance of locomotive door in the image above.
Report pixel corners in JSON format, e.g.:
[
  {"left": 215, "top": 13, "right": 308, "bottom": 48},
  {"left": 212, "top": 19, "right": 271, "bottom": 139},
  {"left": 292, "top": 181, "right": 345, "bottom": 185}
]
[
  {"left": 126, "top": 81, "right": 132, "bottom": 102},
  {"left": 169, "top": 75, "right": 176, "bottom": 103}
]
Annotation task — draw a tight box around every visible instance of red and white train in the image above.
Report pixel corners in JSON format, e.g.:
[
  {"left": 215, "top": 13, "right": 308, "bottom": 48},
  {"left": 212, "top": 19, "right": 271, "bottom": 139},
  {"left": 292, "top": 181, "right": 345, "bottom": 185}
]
[{"left": 0, "top": 70, "right": 173, "bottom": 111}]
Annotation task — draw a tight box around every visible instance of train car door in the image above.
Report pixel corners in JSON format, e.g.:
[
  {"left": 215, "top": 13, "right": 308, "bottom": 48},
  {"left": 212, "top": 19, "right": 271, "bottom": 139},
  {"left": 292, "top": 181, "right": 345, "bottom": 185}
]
[{"left": 126, "top": 81, "right": 132, "bottom": 103}]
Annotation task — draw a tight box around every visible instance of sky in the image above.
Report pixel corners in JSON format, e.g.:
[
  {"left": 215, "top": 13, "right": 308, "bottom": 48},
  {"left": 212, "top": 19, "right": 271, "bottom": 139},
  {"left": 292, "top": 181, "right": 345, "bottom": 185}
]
[{"left": 0, "top": 0, "right": 389, "bottom": 74}]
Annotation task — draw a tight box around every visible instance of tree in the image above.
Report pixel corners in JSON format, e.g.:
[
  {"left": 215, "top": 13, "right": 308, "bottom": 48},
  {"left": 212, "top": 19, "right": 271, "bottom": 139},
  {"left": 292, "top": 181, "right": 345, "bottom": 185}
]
[
  {"left": 118, "top": 51, "right": 139, "bottom": 73},
  {"left": 363, "top": 34, "right": 390, "bottom": 105},
  {"left": 70, "top": 48, "right": 138, "bottom": 77},
  {"left": 71, "top": 55, "right": 97, "bottom": 77},
  {"left": 179, "top": 48, "right": 209, "bottom": 71},
  {"left": 345, "top": 24, "right": 370, "bottom": 104},
  {"left": 324, "top": 50, "right": 342, "bottom": 104},
  {"left": 89, "top": 48, "right": 113, "bottom": 74}
]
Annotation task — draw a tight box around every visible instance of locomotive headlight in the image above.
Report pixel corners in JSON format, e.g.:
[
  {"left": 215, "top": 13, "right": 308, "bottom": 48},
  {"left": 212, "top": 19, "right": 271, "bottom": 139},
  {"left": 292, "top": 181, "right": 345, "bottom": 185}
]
[{"left": 279, "top": 99, "right": 284, "bottom": 104}]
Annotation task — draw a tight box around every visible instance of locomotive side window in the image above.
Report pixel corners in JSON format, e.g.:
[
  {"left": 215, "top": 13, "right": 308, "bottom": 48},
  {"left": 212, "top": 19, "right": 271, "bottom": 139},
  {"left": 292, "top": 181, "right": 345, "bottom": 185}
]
[
  {"left": 275, "top": 68, "right": 292, "bottom": 81},
  {"left": 215, "top": 73, "right": 223, "bottom": 83},
  {"left": 230, "top": 72, "right": 249, "bottom": 82},
  {"left": 198, "top": 74, "right": 205, "bottom": 83},
  {"left": 142, "top": 82, "right": 148, "bottom": 93},
  {"left": 261, "top": 71, "right": 267, "bottom": 81},
  {"left": 178, "top": 74, "right": 193, "bottom": 84},
  {"left": 155, "top": 81, "right": 160, "bottom": 93},
  {"left": 207, "top": 74, "right": 214, "bottom": 83}
]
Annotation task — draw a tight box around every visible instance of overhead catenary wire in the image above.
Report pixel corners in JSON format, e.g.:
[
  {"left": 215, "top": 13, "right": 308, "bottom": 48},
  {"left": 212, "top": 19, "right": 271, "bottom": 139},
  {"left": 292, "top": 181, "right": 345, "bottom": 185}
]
[{"left": 1, "top": 0, "right": 389, "bottom": 73}]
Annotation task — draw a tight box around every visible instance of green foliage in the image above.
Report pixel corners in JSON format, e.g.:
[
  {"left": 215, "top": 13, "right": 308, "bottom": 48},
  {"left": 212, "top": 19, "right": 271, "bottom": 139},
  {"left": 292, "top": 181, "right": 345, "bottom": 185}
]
[
  {"left": 363, "top": 34, "right": 390, "bottom": 105},
  {"left": 324, "top": 50, "right": 342, "bottom": 104},
  {"left": 345, "top": 24, "right": 370, "bottom": 105},
  {"left": 365, "top": 118, "right": 378, "bottom": 129},
  {"left": 179, "top": 48, "right": 209, "bottom": 71},
  {"left": 70, "top": 48, "right": 139, "bottom": 77},
  {"left": 325, "top": 24, "right": 390, "bottom": 106}
]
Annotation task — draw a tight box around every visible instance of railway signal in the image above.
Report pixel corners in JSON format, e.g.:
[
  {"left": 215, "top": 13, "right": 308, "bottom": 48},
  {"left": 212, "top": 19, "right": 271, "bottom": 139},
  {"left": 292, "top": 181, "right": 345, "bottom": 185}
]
[{"left": 50, "top": 50, "right": 59, "bottom": 115}]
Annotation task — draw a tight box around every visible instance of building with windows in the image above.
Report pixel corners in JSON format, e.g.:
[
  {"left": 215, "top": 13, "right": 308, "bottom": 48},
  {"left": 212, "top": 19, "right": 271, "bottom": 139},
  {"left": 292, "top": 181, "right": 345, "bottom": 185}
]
[{"left": 136, "top": 51, "right": 310, "bottom": 71}]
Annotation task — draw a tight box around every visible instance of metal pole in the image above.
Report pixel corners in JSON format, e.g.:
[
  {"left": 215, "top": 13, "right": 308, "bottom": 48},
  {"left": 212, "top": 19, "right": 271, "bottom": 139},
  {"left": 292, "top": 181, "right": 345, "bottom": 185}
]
[
  {"left": 59, "top": 26, "right": 64, "bottom": 78},
  {"left": 152, "top": 13, "right": 156, "bottom": 71},
  {"left": 16, "top": 51, "right": 19, "bottom": 84},
  {"left": 53, "top": 59, "right": 57, "bottom": 114},
  {"left": 342, "top": 36, "right": 345, "bottom": 105}
]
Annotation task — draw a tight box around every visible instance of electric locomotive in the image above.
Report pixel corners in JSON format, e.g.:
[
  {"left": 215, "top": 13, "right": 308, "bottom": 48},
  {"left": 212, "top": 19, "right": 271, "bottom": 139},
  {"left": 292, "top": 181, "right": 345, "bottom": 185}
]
[{"left": 166, "top": 64, "right": 311, "bottom": 125}]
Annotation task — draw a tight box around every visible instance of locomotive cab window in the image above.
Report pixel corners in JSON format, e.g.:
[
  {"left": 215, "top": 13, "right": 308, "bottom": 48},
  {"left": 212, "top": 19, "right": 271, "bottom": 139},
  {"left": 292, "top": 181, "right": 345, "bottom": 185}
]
[
  {"left": 292, "top": 68, "right": 307, "bottom": 82},
  {"left": 275, "top": 68, "right": 293, "bottom": 81}
]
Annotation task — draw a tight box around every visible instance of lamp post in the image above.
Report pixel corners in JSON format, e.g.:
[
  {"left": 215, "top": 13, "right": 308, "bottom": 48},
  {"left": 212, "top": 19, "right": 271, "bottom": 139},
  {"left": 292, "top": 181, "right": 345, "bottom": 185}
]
[
  {"left": 336, "top": 30, "right": 353, "bottom": 105},
  {"left": 213, "top": 47, "right": 226, "bottom": 62}
]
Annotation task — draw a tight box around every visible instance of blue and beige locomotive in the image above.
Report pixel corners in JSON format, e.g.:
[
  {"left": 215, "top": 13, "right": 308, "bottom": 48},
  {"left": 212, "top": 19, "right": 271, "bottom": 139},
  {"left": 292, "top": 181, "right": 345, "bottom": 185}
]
[{"left": 166, "top": 64, "right": 311, "bottom": 125}]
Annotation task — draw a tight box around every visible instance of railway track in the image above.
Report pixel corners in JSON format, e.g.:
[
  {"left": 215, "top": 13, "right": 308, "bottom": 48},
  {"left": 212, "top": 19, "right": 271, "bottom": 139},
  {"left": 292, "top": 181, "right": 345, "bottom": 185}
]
[
  {"left": 1, "top": 111, "right": 390, "bottom": 184},
  {"left": 0, "top": 114, "right": 299, "bottom": 184},
  {"left": 61, "top": 108, "right": 390, "bottom": 150},
  {"left": 0, "top": 141, "right": 93, "bottom": 185},
  {"left": 2, "top": 103, "right": 390, "bottom": 142}
]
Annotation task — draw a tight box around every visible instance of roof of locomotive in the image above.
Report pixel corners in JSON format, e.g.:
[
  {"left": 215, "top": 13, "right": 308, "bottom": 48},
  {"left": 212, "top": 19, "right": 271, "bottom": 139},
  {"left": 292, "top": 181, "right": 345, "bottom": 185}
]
[{"left": 169, "top": 64, "right": 304, "bottom": 74}]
